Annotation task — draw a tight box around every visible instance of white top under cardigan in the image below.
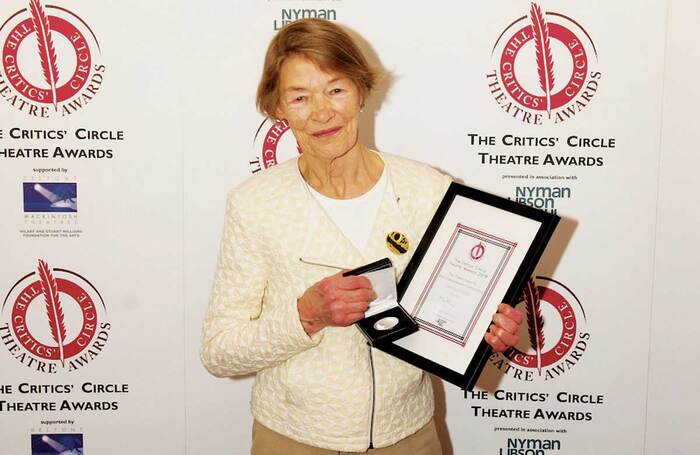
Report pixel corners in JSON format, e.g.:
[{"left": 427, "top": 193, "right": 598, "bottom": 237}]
[{"left": 305, "top": 166, "right": 389, "bottom": 251}]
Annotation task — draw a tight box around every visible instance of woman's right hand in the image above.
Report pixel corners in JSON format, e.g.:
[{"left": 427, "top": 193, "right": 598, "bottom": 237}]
[{"left": 297, "top": 272, "right": 378, "bottom": 336}]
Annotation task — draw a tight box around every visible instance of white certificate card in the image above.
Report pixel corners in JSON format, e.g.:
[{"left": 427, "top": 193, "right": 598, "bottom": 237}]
[
  {"left": 412, "top": 224, "right": 516, "bottom": 346},
  {"left": 383, "top": 182, "right": 558, "bottom": 387}
]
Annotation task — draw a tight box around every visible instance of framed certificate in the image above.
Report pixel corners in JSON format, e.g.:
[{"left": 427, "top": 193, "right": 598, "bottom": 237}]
[{"left": 375, "top": 182, "right": 560, "bottom": 390}]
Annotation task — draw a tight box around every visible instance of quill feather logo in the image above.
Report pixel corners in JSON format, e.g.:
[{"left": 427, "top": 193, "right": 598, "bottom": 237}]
[
  {"left": 1, "top": 259, "right": 111, "bottom": 373},
  {"left": 529, "top": 2, "right": 555, "bottom": 119},
  {"left": 0, "top": 0, "right": 105, "bottom": 117},
  {"left": 489, "top": 277, "right": 590, "bottom": 382},
  {"left": 28, "top": 0, "right": 59, "bottom": 111},
  {"left": 38, "top": 259, "right": 67, "bottom": 366},
  {"left": 487, "top": 2, "right": 601, "bottom": 124},
  {"left": 522, "top": 277, "right": 545, "bottom": 375}
]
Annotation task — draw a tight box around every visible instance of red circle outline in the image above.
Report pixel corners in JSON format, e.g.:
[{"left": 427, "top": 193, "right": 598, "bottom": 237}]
[
  {"left": 499, "top": 23, "right": 588, "bottom": 111},
  {"left": 10, "top": 277, "right": 98, "bottom": 361},
  {"left": 506, "top": 286, "right": 577, "bottom": 368},
  {"left": 470, "top": 243, "right": 485, "bottom": 260},
  {"left": 2, "top": 15, "right": 92, "bottom": 104},
  {"left": 260, "top": 120, "right": 302, "bottom": 169}
]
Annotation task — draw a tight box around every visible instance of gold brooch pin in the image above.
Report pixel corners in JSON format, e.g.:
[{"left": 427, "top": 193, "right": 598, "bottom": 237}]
[{"left": 386, "top": 231, "right": 409, "bottom": 255}]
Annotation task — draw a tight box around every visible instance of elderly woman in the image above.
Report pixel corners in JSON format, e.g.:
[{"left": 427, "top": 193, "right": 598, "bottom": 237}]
[{"left": 201, "top": 18, "right": 523, "bottom": 455}]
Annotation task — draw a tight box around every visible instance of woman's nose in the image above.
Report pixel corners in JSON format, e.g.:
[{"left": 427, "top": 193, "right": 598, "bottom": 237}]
[{"left": 310, "top": 96, "right": 333, "bottom": 122}]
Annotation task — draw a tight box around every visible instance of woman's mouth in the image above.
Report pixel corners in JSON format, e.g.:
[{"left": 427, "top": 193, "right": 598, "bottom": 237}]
[{"left": 312, "top": 127, "right": 342, "bottom": 138}]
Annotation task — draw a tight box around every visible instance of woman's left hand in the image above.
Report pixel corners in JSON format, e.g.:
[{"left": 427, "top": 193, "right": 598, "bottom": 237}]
[{"left": 485, "top": 303, "right": 524, "bottom": 352}]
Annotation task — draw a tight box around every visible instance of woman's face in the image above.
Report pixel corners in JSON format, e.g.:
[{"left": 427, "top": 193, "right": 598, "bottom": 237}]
[{"left": 275, "top": 54, "right": 362, "bottom": 163}]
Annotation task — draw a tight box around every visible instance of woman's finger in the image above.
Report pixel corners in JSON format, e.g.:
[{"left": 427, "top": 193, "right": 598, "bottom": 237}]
[
  {"left": 497, "top": 303, "right": 524, "bottom": 324},
  {"left": 492, "top": 313, "right": 519, "bottom": 335},
  {"left": 489, "top": 324, "right": 518, "bottom": 348},
  {"left": 337, "top": 275, "right": 373, "bottom": 290},
  {"left": 485, "top": 332, "right": 508, "bottom": 352}
]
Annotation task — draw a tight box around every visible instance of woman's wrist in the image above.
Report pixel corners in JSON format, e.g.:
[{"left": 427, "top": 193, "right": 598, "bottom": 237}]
[
  {"left": 300, "top": 318, "right": 323, "bottom": 336},
  {"left": 297, "top": 296, "right": 325, "bottom": 336}
]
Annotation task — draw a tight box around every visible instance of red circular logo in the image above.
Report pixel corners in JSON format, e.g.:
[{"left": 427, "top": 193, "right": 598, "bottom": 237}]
[
  {"left": 499, "top": 23, "right": 587, "bottom": 113},
  {"left": 507, "top": 285, "right": 576, "bottom": 369},
  {"left": 0, "top": 1, "right": 104, "bottom": 117},
  {"left": 488, "top": 2, "right": 601, "bottom": 124},
  {"left": 489, "top": 277, "right": 590, "bottom": 381},
  {"left": 11, "top": 278, "right": 97, "bottom": 362},
  {"left": 1, "top": 259, "right": 110, "bottom": 372},
  {"left": 470, "top": 242, "right": 486, "bottom": 260},
  {"left": 251, "top": 118, "right": 302, "bottom": 173},
  {"left": 3, "top": 16, "right": 91, "bottom": 106}
]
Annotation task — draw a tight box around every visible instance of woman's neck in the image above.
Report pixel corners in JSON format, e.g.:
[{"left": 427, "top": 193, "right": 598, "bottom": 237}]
[{"left": 299, "top": 145, "right": 384, "bottom": 199}]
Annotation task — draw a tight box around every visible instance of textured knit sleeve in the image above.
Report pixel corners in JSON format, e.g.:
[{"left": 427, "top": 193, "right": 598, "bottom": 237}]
[{"left": 200, "top": 190, "right": 323, "bottom": 377}]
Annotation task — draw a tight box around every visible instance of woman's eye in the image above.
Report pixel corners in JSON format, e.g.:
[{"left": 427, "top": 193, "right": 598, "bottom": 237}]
[
  {"left": 331, "top": 88, "right": 343, "bottom": 94},
  {"left": 291, "top": 96, "right": 306, "bottom": 103}
]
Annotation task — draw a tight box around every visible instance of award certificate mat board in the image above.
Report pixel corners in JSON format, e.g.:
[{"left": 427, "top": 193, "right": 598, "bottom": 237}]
[{"left": 377, "top": 182, "right": 559, "bottom": 389}]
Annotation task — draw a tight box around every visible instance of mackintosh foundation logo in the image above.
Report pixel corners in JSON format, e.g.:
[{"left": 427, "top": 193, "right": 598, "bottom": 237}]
[
  {"left": 1, "top": 259, "right": 110, "bottom": 373},
  {"left": 250, "top": 118, "right": 301, "bottom": 174},
  {"left": 23, "top": 182, "right": 77, "bottom": 212},
  {"left": 31, "top": 433, "right": 84, "bottom": 455},
  {"left": 0, "top": 0, "right": 105, "bottom": 118},
  {"left": 487, "top": 3, "right": 601, "bottom": 124},
  {"left": 489, "top": 277, "right": 589, "bottom": 381}
]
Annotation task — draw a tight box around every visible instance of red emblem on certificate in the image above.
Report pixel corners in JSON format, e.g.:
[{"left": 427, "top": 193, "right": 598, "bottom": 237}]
[{"left": 470, "top": 242, "right": 486, "bottom": 261}]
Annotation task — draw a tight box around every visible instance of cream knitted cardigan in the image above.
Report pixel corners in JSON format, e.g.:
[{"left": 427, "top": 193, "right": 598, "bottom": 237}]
[{"left": 201, "top": 152, "right": 452, "bottom": 452}]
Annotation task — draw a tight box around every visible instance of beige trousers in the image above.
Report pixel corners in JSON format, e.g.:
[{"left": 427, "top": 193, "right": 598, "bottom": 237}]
[{"left": 251, "top": 419, "right": 443, "bottom": 455}]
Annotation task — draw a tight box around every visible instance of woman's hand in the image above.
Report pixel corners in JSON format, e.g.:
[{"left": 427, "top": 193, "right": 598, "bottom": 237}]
[
  {"left": 297, "top": 272, "right": 378, "bottom": 336},
  {"left": 485, "top": 303, "right": 524, "bottom": 352}
]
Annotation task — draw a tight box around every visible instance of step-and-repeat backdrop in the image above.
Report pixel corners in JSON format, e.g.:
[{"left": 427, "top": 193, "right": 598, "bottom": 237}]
[{"left": 1, "top": 1, "right": 697, "bottom": 454}]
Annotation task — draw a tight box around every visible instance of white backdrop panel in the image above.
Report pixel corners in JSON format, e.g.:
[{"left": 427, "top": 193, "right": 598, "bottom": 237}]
[
  {"left": 645, "top": 0, "right": 700, "bottom": 453},
  {"left": 1, "top": 0, "right": 697, "bottom": 454}
]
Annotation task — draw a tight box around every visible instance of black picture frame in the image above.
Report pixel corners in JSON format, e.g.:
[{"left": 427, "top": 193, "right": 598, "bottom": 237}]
[{"left": 374, "top": 182, "right": 560, "bottom": 390}]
